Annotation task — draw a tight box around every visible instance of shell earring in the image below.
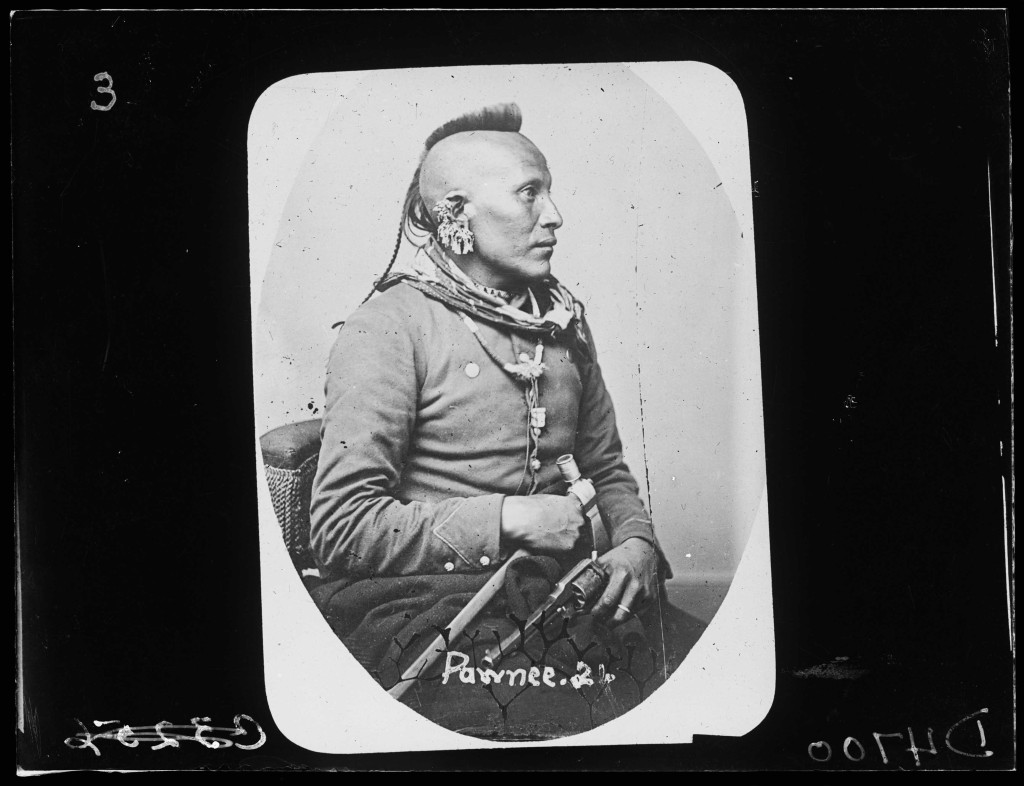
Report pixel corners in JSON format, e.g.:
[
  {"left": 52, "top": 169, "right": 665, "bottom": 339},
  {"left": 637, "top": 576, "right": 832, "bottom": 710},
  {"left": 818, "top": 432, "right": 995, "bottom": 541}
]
[{"left": 433, "top": 198, "right": 475, "bottom": 255}]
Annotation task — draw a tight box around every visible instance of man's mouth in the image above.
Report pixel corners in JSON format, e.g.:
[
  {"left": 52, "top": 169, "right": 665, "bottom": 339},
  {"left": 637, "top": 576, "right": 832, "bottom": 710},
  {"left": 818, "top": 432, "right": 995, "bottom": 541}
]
[{"left": 533, "top": 239, "right": 557, "bottom": 248}]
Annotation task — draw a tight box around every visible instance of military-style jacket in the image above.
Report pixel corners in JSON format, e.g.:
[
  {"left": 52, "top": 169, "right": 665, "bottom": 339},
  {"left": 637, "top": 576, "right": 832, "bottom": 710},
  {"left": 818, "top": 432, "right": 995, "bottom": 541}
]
[{"left": 310, "top": 281, "right": 659, "bottom": 581}]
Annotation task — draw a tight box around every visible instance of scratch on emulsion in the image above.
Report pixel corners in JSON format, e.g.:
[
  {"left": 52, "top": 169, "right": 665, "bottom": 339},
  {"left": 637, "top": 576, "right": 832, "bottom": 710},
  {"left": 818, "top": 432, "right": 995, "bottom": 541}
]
[{"left": 630, "top": 88, "right": 669, "bottom": 681}]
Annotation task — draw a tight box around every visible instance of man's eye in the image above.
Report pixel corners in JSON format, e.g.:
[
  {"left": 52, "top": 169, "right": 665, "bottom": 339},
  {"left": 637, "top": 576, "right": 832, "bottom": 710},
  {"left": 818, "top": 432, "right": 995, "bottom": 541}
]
[{"left": 521, "top": 187, "right": 538, "bottom": 200}]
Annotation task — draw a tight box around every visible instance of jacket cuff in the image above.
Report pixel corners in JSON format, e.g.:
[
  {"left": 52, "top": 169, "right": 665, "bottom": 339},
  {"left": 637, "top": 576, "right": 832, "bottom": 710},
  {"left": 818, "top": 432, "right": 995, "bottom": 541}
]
[
  {"left": 611, "top": 516, "right": 656, "bottom": 549},
  {"left": 431, "top": 494, "right": 504, "bottom": 572},
  {"left": 612, "top": 521, "right": 675, "bottom": 581}
]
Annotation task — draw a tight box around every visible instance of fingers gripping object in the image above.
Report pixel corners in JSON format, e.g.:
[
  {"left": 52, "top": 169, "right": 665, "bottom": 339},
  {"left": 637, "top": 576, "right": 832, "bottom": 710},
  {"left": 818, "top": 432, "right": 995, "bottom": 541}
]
[{"left": 481, "top": 455, "right": 610, "bottom": 669}]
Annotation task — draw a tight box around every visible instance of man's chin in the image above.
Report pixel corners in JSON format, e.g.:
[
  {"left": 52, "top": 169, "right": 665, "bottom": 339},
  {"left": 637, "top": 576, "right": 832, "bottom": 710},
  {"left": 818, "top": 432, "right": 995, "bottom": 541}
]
[
  {"left": 493, "top": 257, "right": 552, "bottom": 291},
  {"left": 527, "top": 258, "right": 553, "bottom": 283}
]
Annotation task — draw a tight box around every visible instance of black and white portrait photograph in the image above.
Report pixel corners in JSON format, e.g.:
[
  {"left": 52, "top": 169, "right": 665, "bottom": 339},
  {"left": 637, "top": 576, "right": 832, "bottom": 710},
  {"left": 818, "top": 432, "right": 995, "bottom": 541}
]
[
  {"left": 14, "top": 10, "right": 1012, "bottom": 772},
  {"left": 250, "top": 63, "right": 772, "bottom": 750}
]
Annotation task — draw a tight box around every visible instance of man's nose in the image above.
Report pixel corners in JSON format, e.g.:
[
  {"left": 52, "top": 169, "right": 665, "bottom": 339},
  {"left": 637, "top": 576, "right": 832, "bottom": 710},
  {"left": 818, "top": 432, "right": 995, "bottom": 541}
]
[{"left": 540, "top": 195, "right": 563, "bottom": 229}]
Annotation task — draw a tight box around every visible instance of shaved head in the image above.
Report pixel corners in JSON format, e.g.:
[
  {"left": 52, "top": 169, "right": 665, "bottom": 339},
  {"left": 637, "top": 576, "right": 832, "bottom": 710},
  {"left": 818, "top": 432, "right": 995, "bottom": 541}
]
[
  {"left": 419, "top": 131, "right": 546, "bottom": 208},
  {"left": 414, "top": 126, "right": 563, "bottom": 291},
  {"left": 376, "top": 103, "right": 562, "bottom": 294}
]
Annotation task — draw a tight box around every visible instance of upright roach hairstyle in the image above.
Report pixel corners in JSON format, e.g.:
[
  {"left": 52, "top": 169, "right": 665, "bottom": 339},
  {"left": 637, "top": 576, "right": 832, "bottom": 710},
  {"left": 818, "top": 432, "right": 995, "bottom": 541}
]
[{"left": 359, "top": 103, "right": 523, "bottom": 306}]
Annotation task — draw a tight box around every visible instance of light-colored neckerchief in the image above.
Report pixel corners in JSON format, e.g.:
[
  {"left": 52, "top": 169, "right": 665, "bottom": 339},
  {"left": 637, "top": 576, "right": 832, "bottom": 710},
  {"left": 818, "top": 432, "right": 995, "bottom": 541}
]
[{"left": 412, "top": 241, "right": 576, "bottom": 333}]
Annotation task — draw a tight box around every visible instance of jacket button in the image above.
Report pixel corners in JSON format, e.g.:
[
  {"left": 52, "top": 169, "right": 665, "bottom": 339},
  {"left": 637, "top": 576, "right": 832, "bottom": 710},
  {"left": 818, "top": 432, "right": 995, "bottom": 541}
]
[
  {"left": 465, "top": 362, "right": 480, "bottom": 378},
  {"left": 479, "top": 555, "right": 490, "bottom": 566},
  {"left": 444, "top": 562, "right": 455, "bottom": 572}
]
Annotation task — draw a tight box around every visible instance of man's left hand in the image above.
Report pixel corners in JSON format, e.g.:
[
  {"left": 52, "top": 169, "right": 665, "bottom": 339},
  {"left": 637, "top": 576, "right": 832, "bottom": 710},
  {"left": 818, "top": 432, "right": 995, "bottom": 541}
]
[{"left": 592, "top": 538, "right": 659, "bottom": 626}]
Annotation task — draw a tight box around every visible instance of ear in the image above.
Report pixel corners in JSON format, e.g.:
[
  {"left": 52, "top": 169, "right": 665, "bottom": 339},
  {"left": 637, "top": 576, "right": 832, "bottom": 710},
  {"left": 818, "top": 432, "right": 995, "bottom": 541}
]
[{"left": 442, "top": 190, "right": 473, "bottom": 222}]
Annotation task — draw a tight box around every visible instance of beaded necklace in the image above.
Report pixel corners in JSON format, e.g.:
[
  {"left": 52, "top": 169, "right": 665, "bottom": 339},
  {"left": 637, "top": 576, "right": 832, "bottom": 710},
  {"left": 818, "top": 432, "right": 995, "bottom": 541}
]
[
  {"left": 406, "top": 242, "right": 570, "bottom": 494},
  {"left": 458, "top": 306, "right": 547, "bottom": 494}
]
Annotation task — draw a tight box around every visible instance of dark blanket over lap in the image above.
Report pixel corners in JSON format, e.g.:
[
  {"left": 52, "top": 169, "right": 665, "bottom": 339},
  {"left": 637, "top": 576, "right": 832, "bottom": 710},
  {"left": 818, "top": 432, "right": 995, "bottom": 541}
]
[{"left": 311, "top": 556, "right": 706, "bottom": 739}]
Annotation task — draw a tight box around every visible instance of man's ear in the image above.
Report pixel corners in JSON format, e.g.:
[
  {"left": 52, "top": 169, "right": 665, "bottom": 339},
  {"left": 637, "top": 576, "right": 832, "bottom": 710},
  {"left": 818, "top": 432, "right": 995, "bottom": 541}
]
[{"left": 442, "top": 190, "right": 474, "bottom": 222}]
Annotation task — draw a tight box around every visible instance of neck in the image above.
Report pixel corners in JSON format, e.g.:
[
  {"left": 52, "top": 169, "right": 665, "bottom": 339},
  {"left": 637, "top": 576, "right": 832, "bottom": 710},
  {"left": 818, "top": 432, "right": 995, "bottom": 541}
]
[
  {"left": 428, "top": 238, "right": 526, "bottom": 297},
  {"left": 452, "top": 256, "right": 525, "bottom": 297}
]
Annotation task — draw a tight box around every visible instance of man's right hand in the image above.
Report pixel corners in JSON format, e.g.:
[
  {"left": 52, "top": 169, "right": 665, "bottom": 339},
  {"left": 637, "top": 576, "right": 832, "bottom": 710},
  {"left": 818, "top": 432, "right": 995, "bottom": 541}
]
[{"left": 500, "top": 495, "right": 587, "bottom": 554}]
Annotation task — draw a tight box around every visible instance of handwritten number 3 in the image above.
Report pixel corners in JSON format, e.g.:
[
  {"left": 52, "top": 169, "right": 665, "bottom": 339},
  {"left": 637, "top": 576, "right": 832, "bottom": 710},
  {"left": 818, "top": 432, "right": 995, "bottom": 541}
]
[{"left": 90, "top": 72, "right": 116, "bottom": 112}]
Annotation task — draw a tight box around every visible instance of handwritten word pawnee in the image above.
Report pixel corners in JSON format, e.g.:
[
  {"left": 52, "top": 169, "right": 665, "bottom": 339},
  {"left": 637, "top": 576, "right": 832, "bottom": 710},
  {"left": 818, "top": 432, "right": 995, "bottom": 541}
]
[{"left": 441, "top": 651, "right": 615, "bottom": 688}]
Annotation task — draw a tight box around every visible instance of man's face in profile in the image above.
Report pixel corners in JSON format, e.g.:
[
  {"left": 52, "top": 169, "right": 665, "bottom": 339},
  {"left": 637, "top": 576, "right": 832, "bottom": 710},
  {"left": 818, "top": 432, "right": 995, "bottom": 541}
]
[{"left": 462, "top": 135, "right": 564, "bottom": 291}]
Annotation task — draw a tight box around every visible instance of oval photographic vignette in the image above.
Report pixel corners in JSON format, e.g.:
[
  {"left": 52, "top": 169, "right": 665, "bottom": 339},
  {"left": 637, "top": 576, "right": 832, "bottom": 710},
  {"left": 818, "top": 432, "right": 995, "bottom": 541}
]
[{"left": 249, "top": 62, "right": 774, "bottom": 752}]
